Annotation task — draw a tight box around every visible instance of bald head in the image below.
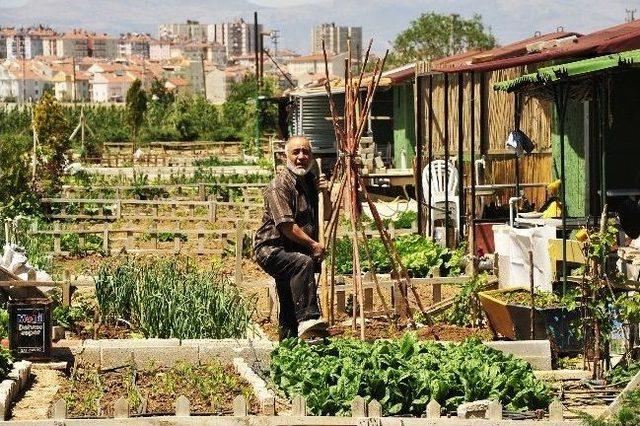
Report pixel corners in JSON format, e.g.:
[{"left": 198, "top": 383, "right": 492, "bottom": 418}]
[
  {"left": 285, "top": 136, "right": 312, "bottom": 155},
  {"left": 285, "top": 136, "right": 313, "bottom": 176}
]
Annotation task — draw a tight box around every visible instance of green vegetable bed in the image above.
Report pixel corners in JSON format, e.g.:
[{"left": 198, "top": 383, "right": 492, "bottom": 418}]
[
  {"left": 333, "top": 234, "right": 464, "bottom": 278},
  {"left": 271, "top": 334, "right": 551, "bottom": 416}
]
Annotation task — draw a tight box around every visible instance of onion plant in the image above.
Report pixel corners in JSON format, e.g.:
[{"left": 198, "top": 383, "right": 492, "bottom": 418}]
[{"left": 95, "top": 257, "right": 255, "bottom": 339}]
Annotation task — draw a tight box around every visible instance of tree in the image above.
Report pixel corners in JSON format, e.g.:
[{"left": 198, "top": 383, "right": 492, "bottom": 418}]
[
  {"left": 32, "top": 92, "right": 71, "bottom": 198},
  {"left": 0, "top": 134, "right": 38, "bottom": 218},
  {"left": 125, "top": 79, "right": 148, "bottom": 155},
  {"left": 150, "top": 77, "right": 174, "bottom": 105},
  {"left": 389, "top": 13, "right": 496, "bottom": 66}
]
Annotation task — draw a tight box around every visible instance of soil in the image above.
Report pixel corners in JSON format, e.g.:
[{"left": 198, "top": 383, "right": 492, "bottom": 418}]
[
  {"left": 10, "top": 365, "right": 66, "bottom": 420},
  {"left": 259, "top": 318, "right": 492, "bottom": 342},
  {"left": 53, "top": 362, "right": 258, "bottom": 417}
]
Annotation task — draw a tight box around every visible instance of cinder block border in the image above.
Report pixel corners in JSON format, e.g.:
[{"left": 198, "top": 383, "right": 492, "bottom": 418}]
[{"left": 0, "top": 361, "right": 31, "bottom": 420}]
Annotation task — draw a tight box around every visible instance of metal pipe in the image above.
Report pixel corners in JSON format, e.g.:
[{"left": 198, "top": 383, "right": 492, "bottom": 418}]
[
  {"left": 470, "top": 71, "right": 476, "bottom": 257},
  {"left": 457, "top": 72, "right": 464, "bottom": 241},
  {"left": 509, "top": 196, "right": 522, "bottom": 227},
  {"left": 414, "top": 74, "right": 424, "bottom": 234},
  {"left": 427, "top": 74, "right": 433, "bottom": 238},
  {"left": 444, "top": 73, "right": 450, "bottom": 246}
]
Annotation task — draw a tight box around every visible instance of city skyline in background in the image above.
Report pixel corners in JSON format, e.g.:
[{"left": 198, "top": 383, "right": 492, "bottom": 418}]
[{"left": 0, "top": 0, "right": 638, "bottom": 55}]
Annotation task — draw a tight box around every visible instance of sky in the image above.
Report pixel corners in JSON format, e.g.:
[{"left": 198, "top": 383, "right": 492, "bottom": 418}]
[{"left": 0, "top": 0, "right": 638, "bottom": 54}]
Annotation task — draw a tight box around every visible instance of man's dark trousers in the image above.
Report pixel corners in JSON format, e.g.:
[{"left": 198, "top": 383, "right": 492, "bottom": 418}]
[{"left": 257, "top": 247, "right": 321, "bottom": 340}]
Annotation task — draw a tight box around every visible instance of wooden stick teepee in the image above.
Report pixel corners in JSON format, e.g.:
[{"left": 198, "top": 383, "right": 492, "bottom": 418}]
[{"left": 319, "top": 39, "right": 430, "bottom": 339}]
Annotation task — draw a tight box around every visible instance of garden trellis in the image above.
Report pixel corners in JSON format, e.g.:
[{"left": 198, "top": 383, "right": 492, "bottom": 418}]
[{"left": 320, "top": 39, "right": 430, "bottom": 338}]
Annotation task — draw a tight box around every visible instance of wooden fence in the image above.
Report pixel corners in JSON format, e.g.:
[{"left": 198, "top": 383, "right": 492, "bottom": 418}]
[
  {"left": 41, "top": 198, "right": 263, "bottom": 225},
  {"left": 60, "top": 182, "right": 267, "bottom": 202},
  {"left": 29, "top": 220, "right": 249, "bottom": 283}
]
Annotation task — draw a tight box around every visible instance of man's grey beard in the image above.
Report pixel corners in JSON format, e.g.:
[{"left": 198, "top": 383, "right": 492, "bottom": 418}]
[{"left": 287, "top": 161, "right": 312, "bottom": 176}]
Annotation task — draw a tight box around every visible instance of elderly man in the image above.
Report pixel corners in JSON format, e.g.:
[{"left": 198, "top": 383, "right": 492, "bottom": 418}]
[{"left": 254, "top": 136, "right": 329, "bottom": 340}]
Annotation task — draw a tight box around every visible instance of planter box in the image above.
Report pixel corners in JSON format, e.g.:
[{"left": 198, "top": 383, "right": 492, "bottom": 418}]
[{"left": 479, "top": 288, "right": 582, "bottom": 354}]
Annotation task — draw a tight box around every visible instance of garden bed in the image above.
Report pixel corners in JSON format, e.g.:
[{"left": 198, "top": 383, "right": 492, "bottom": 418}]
[
  {"left": 259, "top": 319, "right": 491, "bottom": 342},
  {"left": 269, "top": 334, "right": 552, "bottom": 416},
  {"left": 53, "top": 361, "right": 258, "bottom": 417}
]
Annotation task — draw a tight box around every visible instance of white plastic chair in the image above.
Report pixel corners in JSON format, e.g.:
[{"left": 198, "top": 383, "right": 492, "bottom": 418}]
[{"left": 421, "top": 160, "right": 461, "bottom": 233}]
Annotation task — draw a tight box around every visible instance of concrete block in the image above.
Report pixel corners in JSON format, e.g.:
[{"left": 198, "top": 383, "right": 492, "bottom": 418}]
[
  {"left": 72, "top": 345, "right": 101, "bottom": 366},
  {"left": 485, "top": 340, "right": 552, "bottom": 370},
  {"left": 196, "top": 340, "right": 273, "bottom": 366},
  {"left": 100, "top": 347, "right": 133, "bottom": 370},
  {"left": 133, "top": 346, "right": 198, "bottom": 369},
  {"left": 457, "top": 399, "right": 490, "bottom": 419},
  {"left": 97, "top": 338, "right": 180, "bottom": 348},
  {"left": 534, "top": 369, "right": 592, "bottom": 381}
]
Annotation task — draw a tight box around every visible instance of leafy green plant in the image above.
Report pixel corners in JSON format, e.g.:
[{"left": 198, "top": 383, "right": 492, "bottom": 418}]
[
  {"left": 606, "top": 361, "right": 640, "bottom": 387},
  {"left": 580, "top": 389, "right": 640, "bottom": 426},
  {"left": 0, "top": 309, "right": 8, "bottom": 340},
  {"left": 271, "top": 334, "right": 551, "bottom": 416},
  {"left": 52, "top": 305, "right": 87, "bottom": 329},
  {"left": 443, "top": 274, "right": 488, "bottom": 327},
  {"left": 95, "top": 257, "right": 255, "bottom": 339},
  {"left": 333, "top": 234, "right": 462, "bottom": 278}
]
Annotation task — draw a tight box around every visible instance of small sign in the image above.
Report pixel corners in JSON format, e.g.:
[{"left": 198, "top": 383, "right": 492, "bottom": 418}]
[{"left": 9, "top": 300, "right": 52, "bottom": 360}]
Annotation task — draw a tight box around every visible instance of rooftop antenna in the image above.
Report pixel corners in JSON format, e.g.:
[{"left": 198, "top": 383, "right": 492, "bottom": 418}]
[{"left": 626, "top": 8, "right": 637, "bottom": 22}]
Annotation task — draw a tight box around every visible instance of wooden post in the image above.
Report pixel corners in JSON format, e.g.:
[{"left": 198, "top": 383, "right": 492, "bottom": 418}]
[
  {"left": 53, "top": 222, "right": 61, "bottom": 255},
  {"left": 316, "top": 158, "right": 329, "bottom": 321},
  {"left": 52, "top": 399, "right": 67, "bottom": 419},
  {"left": 233, "top": 395, "right": 248, "bottom": 416},
  {"left": 235, "top": 220, "right": 245, "bottom": 284},
  {"left": 198, "top": 183, "right": 206, "bottom": 201},
  {"left": 152, "top": 222, "right": 158, "bottom": 251},
  {"left": 336, "top": 276, "right": 346, "bottom": 314},
  {"left": 209, "top": 201, "right": 217, "bottom": 222},
  {"left": 126, "top": 230, "right": 133, "bottom": 251},
  {"left": 197, "top": 224, "right": 205, "bottom": 255},
  {"left": 62, "top": 270, "right": 72, "bottom": 307},
  {"left": 426, "top": 399, "right": 441, "bottom": 418},
  {"left": 103, "top": 226, "right": 109, "bottom": 254},
  {"left": 174, "top": 395, "right": 190, "bottom": 416},
  {"left": 292, "top": 395, "right": 307, "bottom": 416}
]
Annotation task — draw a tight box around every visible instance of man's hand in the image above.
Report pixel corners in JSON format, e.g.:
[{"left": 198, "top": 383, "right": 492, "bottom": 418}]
[
  {"left": 316, "top": 173, "right": 328, "bottom": 191},
  {"left": 311, "top": 241, "right": 325, "bottom": 259}
]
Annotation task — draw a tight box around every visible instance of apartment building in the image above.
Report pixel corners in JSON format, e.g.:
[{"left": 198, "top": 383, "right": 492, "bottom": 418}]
[
  {"left": 57, "top": 30, "right": 89, "bottom": 58},
  {"left": 88, "top": 33, "right": 117, "bottom": 58},
  {"left": 311, "top": 23, "right": 362, "bottom": 59},
  {"left": 158, "top": 20, "right": 207, "bottom": 42},
  {"left": 207, "top": 19, "right": 262, "bottom": 58},
  {"left": 118, "top": 33, "right": 151, "bottom": 58}
]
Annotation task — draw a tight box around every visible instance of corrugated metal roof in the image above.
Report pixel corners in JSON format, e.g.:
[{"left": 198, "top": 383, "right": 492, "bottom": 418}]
[
  {"left": 431, "top": 31, "right": 580, "bottom": 73},
  {"left": 494, "top": 48, "right": 640, "bottom": 93},
  {"left": 437, "top": 20, "right": 640, "bottom": 73}
]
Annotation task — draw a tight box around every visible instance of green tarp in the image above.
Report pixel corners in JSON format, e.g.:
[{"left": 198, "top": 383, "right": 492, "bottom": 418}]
[{"left": 494, "top": 48, "right": 640, "bottom": 93}]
